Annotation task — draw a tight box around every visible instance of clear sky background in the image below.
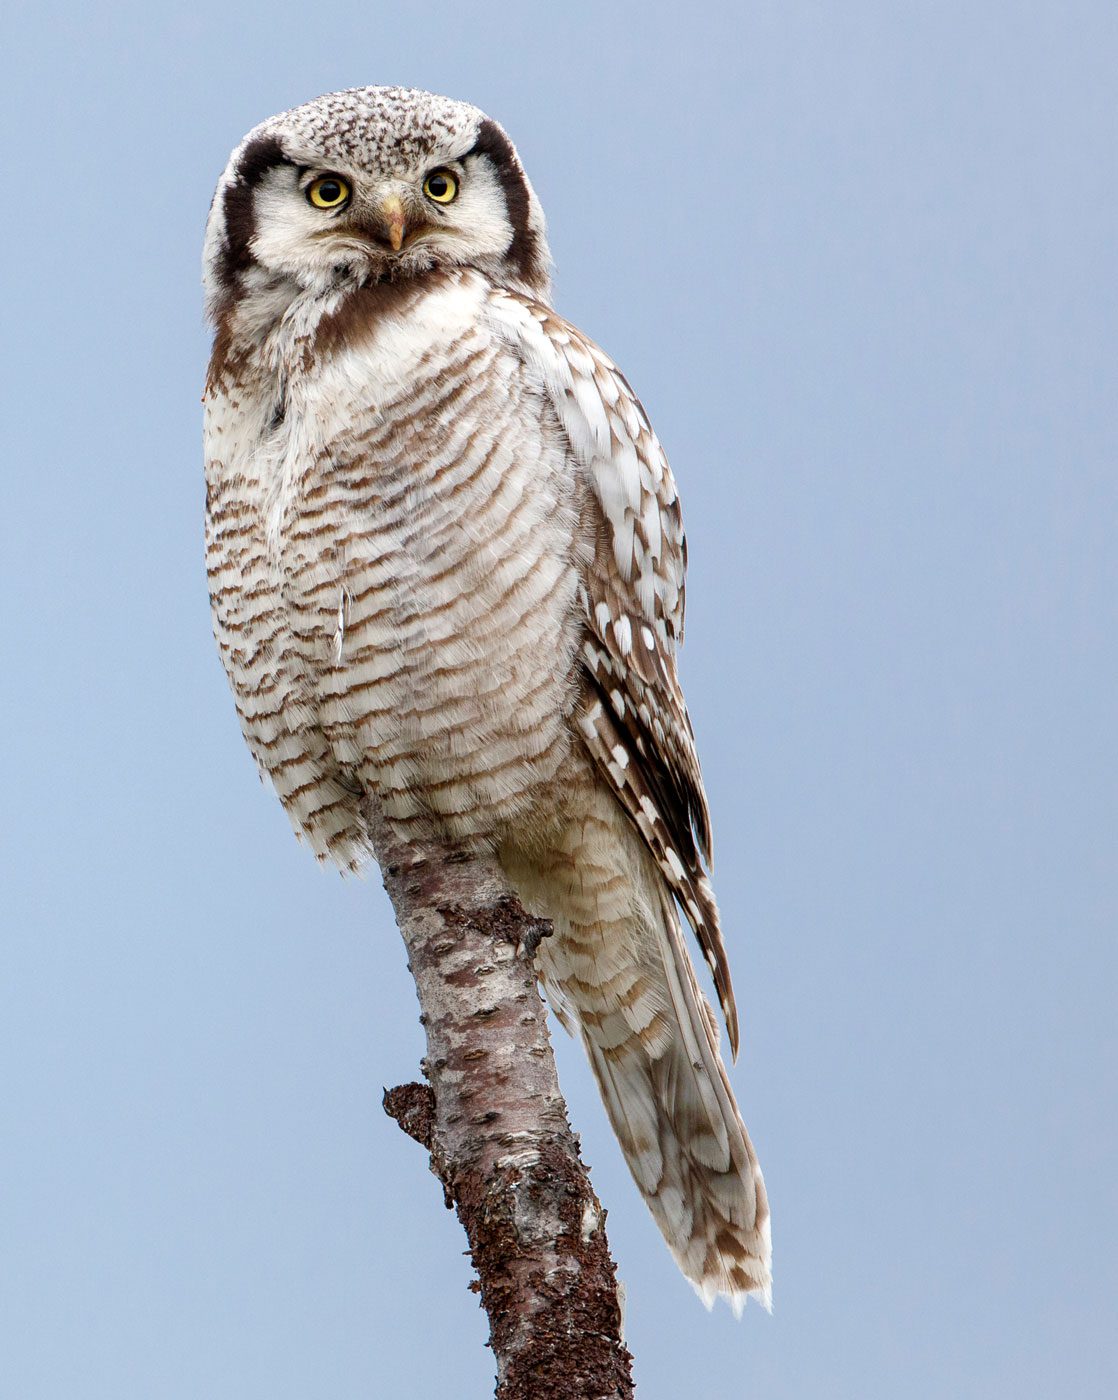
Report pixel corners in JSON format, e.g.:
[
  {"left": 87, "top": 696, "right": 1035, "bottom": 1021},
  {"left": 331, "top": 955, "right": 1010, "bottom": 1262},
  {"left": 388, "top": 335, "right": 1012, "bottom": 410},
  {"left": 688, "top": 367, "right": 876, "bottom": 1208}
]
[{"left": 3, "top": 2, "right": 1115, "bottom": 1396}]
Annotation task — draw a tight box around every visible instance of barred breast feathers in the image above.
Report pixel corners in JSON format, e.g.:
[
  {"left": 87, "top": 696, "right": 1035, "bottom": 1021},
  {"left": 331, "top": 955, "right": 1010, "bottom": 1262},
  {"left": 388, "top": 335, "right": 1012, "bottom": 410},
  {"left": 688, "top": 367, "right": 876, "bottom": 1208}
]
[{"left": 206, "top": 269, "right": 586, "bottom": 862}]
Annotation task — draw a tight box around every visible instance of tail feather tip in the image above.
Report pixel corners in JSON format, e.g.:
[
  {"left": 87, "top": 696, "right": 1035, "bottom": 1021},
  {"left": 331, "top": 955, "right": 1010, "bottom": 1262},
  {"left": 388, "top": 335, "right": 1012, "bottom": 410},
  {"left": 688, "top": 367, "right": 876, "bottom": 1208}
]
[{"left": 688, "top": 1270, "right": 773, "bottom": 1318}]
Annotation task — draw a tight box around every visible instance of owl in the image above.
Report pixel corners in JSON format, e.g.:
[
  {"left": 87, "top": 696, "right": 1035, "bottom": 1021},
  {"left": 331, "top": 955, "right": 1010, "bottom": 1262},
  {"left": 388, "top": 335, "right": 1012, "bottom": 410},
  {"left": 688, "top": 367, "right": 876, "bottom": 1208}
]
[{"left": 202, "top": 86, "right": 771, "bottom": 1313}]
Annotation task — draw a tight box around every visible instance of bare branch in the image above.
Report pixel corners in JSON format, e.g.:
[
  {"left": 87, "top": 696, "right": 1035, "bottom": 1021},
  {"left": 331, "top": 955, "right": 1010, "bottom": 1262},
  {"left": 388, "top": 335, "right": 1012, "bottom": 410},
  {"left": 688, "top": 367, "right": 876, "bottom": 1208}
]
[{"left": 365, "top": 801, "right": 635, "bottom": 1399}]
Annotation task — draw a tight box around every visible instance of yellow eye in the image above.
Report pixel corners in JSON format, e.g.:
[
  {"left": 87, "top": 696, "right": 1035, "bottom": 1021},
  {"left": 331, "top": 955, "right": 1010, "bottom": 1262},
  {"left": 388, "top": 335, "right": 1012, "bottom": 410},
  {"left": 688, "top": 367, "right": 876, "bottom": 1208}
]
[
  {"left": 306, "top": 175, "right": 351, "bottom": 209},
  {"left": 423, "top": 169, "right": 459, "bottom": 204}
]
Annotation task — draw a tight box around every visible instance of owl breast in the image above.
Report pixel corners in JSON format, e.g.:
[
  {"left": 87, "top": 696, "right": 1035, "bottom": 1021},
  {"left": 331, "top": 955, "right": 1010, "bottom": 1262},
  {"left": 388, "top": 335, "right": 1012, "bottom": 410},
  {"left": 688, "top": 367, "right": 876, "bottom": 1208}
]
[{"left": 206, "top": 271, "right": 584, "bottom": 862}]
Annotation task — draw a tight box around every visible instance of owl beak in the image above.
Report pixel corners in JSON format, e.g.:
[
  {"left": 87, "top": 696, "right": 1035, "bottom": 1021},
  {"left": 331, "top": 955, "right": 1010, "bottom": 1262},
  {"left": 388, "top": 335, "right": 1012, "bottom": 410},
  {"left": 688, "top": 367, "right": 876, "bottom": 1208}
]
[{"left": 379, "top": 194, "right": 406, "bottom": 252}]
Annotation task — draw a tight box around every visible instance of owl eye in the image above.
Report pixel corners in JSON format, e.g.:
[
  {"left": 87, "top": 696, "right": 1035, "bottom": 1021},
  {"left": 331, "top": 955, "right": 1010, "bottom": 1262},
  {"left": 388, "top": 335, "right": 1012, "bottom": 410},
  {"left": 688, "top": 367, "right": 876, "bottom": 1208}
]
[
  {"left": 307, "top": 175, "right": 351, "bottom": 209},
  {"left": 423, "top": 169, "right": 459, "bottom": 204}
]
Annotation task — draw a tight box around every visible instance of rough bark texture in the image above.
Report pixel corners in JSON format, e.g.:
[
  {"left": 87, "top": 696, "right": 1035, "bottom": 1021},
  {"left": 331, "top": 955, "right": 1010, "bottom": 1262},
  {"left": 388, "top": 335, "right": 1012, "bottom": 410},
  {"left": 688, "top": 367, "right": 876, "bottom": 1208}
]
[{"left": 365, "top": 802, "right": 635, "bottom": 1400}]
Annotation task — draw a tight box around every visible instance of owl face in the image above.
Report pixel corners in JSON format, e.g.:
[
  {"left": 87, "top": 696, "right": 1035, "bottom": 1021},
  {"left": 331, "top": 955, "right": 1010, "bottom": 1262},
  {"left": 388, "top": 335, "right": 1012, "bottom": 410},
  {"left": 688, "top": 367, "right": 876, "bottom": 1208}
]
[{"left": 203, "top": 87, "right": 551, "bottom": 322}]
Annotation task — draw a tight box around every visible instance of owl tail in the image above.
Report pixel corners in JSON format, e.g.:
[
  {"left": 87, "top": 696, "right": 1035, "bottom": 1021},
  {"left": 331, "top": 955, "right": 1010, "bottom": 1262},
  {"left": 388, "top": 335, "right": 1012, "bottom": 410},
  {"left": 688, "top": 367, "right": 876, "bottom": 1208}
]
[{"left": 526, "top": 821, "right": 772, "bottom": 1314}]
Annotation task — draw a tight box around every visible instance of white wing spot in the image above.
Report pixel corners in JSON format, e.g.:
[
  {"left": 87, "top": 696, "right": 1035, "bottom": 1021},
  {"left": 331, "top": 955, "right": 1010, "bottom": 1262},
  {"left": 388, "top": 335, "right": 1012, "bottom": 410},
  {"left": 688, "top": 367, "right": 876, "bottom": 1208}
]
[{"left": 332, "top": 587, "right": 349, "bottom": 665}]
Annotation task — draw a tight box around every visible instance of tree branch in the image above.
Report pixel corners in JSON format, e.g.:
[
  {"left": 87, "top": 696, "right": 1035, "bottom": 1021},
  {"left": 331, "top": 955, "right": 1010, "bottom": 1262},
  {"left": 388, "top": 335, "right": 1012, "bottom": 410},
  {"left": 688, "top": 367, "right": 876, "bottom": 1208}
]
[{"left": 364, "top": 801, "right": 635, "bottom": 1399}]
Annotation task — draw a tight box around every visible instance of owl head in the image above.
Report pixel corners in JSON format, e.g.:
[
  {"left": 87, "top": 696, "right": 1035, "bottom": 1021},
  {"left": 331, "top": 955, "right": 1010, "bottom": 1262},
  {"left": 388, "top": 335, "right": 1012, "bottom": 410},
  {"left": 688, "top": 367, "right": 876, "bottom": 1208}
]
[{"left": 203, "top": 87, "right": 551, "bottom": 323}]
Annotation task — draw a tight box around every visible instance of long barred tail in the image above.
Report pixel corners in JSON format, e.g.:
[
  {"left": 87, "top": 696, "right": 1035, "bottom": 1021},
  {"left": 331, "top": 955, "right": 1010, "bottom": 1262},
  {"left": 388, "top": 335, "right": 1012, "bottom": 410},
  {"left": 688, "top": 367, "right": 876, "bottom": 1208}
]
[{"left": 510, "top": 795, "right": 772, "bottom": 1313}]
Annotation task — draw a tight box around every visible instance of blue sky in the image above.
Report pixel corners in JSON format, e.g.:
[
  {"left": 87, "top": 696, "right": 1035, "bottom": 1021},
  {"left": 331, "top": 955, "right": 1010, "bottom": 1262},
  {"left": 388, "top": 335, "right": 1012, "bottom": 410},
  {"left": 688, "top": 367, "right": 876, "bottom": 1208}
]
[{"left": 3, "top": 2, "right": 1115, "bottom": 1396}]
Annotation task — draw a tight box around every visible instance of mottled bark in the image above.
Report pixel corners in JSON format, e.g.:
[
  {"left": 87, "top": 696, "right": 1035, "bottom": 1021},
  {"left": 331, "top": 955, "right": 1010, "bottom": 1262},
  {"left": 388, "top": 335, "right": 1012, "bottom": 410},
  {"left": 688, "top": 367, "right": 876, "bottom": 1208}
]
[{"left": 364, "top": 802, "right": 634, "bottom": 1399}]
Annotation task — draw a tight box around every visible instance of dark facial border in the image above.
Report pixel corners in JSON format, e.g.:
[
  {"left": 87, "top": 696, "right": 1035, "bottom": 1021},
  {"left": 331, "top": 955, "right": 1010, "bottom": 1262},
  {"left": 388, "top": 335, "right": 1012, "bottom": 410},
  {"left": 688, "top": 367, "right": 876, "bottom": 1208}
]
[
  {"left": 466, "top": 119, "right": 540, "bottom": 284},
  {"left": 218, "top": 134, "right": 289, "bottom": 293}
]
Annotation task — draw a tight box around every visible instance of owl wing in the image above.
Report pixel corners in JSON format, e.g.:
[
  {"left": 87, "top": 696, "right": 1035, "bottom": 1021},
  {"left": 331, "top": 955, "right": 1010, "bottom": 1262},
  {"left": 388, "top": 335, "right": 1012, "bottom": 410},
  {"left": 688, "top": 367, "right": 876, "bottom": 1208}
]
[{"left": 485, "top": 288, "right": 739, "bottom": 1056}]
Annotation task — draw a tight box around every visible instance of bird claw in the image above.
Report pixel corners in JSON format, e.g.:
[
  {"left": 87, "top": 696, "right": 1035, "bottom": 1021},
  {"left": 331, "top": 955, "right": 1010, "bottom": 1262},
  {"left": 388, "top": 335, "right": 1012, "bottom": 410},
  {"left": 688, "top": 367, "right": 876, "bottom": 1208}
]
[
  {"left": 516, "top": 915, "right": 553, "bottom": 961},
  {"left": 489, "top": 895, "right": 553, "bottom": 961}
]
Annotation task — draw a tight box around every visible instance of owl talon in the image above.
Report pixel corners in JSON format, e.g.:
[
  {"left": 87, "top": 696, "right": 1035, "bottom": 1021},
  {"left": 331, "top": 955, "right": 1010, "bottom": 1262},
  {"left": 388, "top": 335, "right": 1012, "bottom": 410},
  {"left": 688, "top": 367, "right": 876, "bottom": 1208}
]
[
  {"left": 516, "top": 915, "right": 553, "bottom": 962},
  {"left": 484, "top": 895, "right": 553, "bottom": 960}
]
